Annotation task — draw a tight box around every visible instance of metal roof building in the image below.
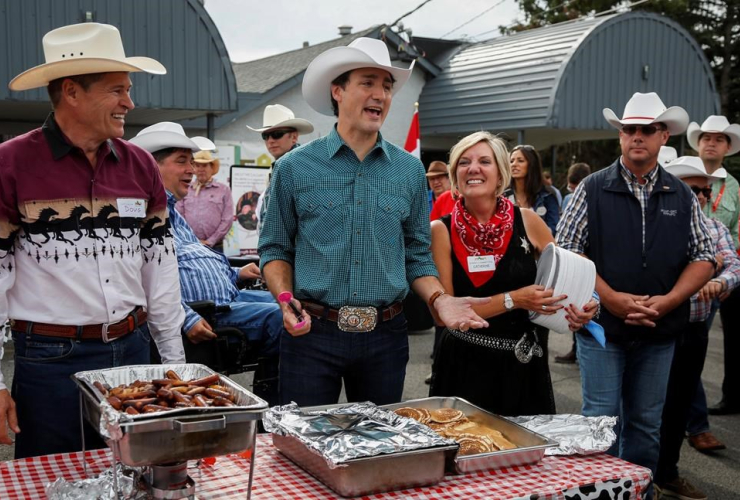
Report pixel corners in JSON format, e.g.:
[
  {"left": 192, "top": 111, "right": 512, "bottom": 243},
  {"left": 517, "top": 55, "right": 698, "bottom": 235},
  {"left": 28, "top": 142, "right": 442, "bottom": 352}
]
[
  {"left": 419, "top": 11, "right": 720, "bottom": 151},
  {"left": 0, "top": 0, "right": 237, "bottom": 137}
]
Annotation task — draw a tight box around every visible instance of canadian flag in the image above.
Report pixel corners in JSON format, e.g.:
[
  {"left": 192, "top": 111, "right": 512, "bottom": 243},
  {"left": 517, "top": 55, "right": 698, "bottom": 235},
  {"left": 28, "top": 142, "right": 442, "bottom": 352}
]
[{"left": 404, "top": 107, "right": 420, "bottom": 159}]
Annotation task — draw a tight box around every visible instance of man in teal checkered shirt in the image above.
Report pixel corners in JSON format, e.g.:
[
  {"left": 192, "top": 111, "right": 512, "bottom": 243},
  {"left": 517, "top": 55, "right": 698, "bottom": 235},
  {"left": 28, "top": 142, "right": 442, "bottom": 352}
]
[{"left": 259, "top": 38, "right": 488, "bottom": 407}]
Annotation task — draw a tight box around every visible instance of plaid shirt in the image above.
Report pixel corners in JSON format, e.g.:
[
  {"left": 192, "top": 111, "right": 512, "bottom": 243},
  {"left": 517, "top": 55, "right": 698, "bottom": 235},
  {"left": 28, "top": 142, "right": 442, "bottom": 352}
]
[
  {"left": 258, "top": 126, "right": 437, "bottom": 308},
  {"left": 691, "top": 216, "right": 740, "bottom": 322},
  {"left": 557, "top": 159, "right": 714, "bottom": 264},
  {"left": 167, "top": 193, "right": 240, "bottom": 333}
]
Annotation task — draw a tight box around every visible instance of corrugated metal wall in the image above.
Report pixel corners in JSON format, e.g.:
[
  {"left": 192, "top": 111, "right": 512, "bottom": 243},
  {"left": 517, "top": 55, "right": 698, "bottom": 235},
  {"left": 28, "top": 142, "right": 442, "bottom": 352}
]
[
  {"left": 0, "top": 0, "right": 236, "bottom": 112},
  {"left": 420, "top": 11, "right": 719, "bottom": 136}
]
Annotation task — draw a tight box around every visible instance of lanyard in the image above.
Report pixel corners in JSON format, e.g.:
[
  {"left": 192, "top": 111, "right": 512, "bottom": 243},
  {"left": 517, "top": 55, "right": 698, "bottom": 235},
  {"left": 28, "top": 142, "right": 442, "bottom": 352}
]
[{"left": 712, "top": 182, "right": 726, "bottom": 212}]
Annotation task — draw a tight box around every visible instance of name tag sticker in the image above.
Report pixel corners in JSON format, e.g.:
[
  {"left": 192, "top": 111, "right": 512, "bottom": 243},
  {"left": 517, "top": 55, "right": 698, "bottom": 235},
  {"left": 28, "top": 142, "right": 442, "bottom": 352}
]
[
  {"left": 117, "top": 198, "right": 147, "bottom": 218},
  {"left": 468, "top": 255, "right": 496, "bottom": 272}
]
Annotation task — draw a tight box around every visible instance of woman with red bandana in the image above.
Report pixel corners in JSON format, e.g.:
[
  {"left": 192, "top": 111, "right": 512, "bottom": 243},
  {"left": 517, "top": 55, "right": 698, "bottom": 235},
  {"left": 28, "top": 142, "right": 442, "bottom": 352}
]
[{"left": 429, "top": 132, "right": 597, "bottom": 416}]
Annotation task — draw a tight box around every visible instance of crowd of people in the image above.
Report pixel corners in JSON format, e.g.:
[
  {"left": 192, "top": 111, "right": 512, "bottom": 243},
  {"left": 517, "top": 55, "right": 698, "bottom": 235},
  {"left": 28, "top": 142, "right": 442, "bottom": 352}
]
[{"left": 0, "top": 21, "right": 737, "bottom": 500}]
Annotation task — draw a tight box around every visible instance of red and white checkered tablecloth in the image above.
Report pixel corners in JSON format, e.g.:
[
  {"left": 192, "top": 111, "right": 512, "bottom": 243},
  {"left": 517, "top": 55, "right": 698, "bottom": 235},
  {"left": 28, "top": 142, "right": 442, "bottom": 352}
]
[{"left": 0, "top": 434, "right": 651, "bottom": 499}]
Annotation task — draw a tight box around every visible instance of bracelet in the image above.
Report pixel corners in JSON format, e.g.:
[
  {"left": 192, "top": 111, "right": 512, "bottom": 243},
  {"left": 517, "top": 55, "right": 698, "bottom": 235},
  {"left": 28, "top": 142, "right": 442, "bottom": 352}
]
[{"left": 428, "top": 290, "right": 446, "bottom": 309}]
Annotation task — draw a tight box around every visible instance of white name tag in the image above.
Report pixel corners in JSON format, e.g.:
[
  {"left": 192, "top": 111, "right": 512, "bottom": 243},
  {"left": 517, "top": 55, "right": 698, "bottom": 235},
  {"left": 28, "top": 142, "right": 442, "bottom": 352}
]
[
  {"left": 117, "top": 198, "right": 147, "bottom": 218},
  {"left": 468, "top": 255, "right": 496, "bottom": 272}
]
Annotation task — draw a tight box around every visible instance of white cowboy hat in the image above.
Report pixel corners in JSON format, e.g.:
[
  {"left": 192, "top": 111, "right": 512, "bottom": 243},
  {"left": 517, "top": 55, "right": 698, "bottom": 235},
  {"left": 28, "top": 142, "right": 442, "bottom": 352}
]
[
  {"left": 686, "top": 115, "right": 740, "bottom": 156},
  {"left": 9, "top": 23, "right": 165, "bottom": 91},
  {"left": 530, "top": 243, "right": 596, "bottom": 335},
  {"left": 663, "top": 156, "right": 727, "bottom": 180},
  {"left": 247, "top": 104, "right": 314, "bottom": 134},
  {"left": 191, "top": 136, "right": 217, "bottom": 151},
  {"left": 658, "top": 146, "right": 677, "bottom": 165},
  {"left": 302, "top": 37, "right": 415, "bottom": 116},
  {"left": 603, "top": 92, "right": 689, "bottom": 136},
  {"left": 129, "top": 122, "right": 200, "bottom": 153}
]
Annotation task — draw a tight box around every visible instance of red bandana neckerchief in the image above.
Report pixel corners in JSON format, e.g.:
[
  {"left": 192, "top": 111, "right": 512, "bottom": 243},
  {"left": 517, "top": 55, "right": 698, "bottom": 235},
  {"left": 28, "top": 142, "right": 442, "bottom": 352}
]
[{"left": 451, "top": 196, "right": 515, "bottom": 287}]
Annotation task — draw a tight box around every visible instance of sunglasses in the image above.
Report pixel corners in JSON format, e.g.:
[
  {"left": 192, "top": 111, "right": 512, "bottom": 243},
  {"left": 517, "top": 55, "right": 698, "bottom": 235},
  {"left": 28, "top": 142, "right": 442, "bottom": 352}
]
[
  {"left": 621, "top": 124, "right": 665, "bottom": 136},
  {"left": 261, "top": 129, "right": 293, "bottom": 141},
  {"left": 689, "top": 185, "right": 712, "bottom": 198}
]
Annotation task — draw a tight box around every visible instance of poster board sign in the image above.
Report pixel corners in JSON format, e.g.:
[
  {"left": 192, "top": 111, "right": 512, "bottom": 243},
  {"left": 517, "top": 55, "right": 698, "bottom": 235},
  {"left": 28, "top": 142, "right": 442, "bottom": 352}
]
[{"left": 224, "top": 165, "right": 270, "bottom": 256}]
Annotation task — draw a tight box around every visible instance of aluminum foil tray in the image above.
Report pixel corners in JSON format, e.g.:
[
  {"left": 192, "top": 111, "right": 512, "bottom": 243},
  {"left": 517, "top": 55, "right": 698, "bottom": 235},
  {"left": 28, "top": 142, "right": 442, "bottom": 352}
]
[
  {"left": 73, "top": 364, "right": 267, "bottom": 466},
  {"left": 271, "top": 403, "right": 458, "bottom": 498},
  {"left": 384, "top": 397, "right": 558, "bottom": 474}
]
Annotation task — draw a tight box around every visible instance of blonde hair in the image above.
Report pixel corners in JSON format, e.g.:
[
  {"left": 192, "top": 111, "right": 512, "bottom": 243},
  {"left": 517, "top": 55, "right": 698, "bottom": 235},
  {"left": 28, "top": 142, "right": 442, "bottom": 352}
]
[{"left": 448, "top": 131, "right": 511, "bottom": 198}]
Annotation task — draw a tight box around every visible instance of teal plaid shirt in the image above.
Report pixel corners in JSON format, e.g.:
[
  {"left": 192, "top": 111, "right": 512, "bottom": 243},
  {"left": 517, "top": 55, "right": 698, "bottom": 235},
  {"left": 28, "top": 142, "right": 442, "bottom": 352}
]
[{"left": 258, "top": 126, "right": 438, "bottom": 308}]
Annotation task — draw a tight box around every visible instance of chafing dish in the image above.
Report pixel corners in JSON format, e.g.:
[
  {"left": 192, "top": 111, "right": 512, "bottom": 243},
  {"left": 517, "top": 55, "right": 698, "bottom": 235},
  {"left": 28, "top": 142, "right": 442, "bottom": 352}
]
[{"left": 384, "top": 396, "right": 558, "bottom": 473}]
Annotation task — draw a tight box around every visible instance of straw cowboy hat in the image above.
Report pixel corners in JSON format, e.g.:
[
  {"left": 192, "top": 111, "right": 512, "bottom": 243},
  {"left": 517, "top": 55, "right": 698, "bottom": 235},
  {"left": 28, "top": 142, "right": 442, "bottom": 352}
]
[
  {"left": 686, "top": 115, "right": 740, "bottom": 156},
  {"left": 129, "top": 122, "right": 201, "bottom": 153},
  {"left": 193, "top": 150, "right": 220, "bottom": 175},
  {"left": 247, "top": 104, "right": 314, "bottom": 134},
  {"left": 663, "top": 155, "right": 727, "bottom": 180},
  {"left": 302, "top": 37, "right": 415, "bottom": 116},
  {"left": 9, "top": 23, "right": 165, "bottom": 91},
  {"left": 425, "top": 161, "right": 448, "bottom": 178},
  {"left": 603, "top": 92, "right": 689, "bottom": 136},
  {"left": 658, "top": 146, "right": 677, "bottom": 165}
]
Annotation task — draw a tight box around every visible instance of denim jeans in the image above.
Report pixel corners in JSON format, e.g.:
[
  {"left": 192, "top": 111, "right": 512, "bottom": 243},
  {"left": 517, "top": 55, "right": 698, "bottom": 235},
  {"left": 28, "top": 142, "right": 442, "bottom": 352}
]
[
  {"left": 656, "top": 322, "right": 708, "bottom": 485},
  {"left": 213, "top": 289, "right": 282, "bottom": 357},
  {"left": 686, "top": 300, "right": 720, "bottom": 435},
  {"left": 11, "top": 325, "right": 151, "bottom": 459},
  {"left": 279, "top": 313, "right": 409, "bottom": 407},
  {"left": 577, "top": 332, "right": 676, "bottom": 497}
]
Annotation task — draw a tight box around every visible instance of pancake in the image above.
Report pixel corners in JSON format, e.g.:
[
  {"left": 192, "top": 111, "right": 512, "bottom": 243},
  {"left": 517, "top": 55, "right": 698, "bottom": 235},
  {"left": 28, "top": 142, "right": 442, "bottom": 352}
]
[
  {"left": 456, "top": 434, "right": 497, "bottom": 455},
  {"left": 430, "top": 408, "right": 466, "bottom": 424},
  {"left": 393, "top": 407, "right": 431, "bottom": 424}
]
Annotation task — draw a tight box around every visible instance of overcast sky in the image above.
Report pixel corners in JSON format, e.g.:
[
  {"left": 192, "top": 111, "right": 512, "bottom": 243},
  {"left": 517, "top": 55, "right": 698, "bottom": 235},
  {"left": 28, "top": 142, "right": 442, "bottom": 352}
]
[{"left": 203, "top": 0, "right": 521, "bottom": 63}]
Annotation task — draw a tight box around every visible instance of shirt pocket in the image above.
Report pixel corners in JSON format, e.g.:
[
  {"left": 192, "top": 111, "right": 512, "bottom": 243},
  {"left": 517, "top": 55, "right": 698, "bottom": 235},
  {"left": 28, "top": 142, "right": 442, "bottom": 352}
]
[
  {"left": 375, "top": 193, "right": 409, "bottom": 246},
  {"left": 297, "top": 191, "right": 344, "bottom": 244}
]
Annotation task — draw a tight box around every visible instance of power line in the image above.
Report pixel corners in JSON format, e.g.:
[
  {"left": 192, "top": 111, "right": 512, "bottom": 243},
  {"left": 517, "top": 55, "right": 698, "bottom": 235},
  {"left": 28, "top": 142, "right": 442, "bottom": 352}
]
[
  {"left": 440, "top": 0, "right": 509, "bottom": 38},
  {"left": 390, "top": 0, "right": 437, "bottom": 28},
  {"left": 472, "top": 0, "right": 574, "bottom": 39}
]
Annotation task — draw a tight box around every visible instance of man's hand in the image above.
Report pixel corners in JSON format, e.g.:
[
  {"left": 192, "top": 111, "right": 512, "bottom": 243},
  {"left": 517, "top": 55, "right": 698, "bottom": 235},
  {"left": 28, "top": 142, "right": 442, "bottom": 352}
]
[
  {"left": 603, "top": 291, "right": 659, "bottom": 327},
  {"left": 186, "top": 319, "right": 217, "bottom": 344},
  {"left": 199, "top": 239, "right": 211, "bottom": 247},
  {"left": 0, "top": 390, "right": 19, "bottom": 445},
  {"left": 239, "top": 263, "right": 262, "bottom": 281},
  {"left": 281, "top": 299, "right": 311, "bottom": 337},
  {"left": 434, "top": 294, "right": 490, "bottom": 331},
  {"left": 698, "top": 279, "right": 725, "bottom": 302}
]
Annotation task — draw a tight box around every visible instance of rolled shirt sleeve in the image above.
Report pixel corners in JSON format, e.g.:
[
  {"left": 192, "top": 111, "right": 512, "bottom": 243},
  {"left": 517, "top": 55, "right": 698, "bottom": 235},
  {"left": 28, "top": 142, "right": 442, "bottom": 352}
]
[{"left": 689, "top": 199, "right": 715, "bottom": 263}]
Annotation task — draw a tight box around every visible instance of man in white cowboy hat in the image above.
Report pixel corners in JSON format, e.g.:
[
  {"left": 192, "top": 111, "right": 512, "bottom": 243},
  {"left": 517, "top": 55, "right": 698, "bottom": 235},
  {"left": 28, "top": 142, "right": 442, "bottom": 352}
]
[
  {"left": 131, "top": 123, "right": 283, "bottom": 405},
  {"left": 0, "top": 23, "right": 185, "bottom": 458},
  {"left": 686, "top": 115, "right": 740, "bottom": 419},
  {"left": 655, "top": 156, "right": 740, "bottom": 500},
  {"left": 557, "top": 92, "right": 715, "bottom": 492},
  {"left": 259, "top": 37, "right": 489, "bottom": 407}
]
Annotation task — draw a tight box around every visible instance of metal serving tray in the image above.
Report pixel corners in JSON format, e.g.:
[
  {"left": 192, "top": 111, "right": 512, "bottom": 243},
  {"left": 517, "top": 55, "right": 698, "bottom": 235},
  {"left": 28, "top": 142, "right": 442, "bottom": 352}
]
[
  {"left": 384, "top": 396, "right": 558, "bottom": 474},
  {"left": 73, "top": 364, "right": 267, "bottom": 466},
  {"left": 271, "top": 404, "right": 459, "bottom": 498}
]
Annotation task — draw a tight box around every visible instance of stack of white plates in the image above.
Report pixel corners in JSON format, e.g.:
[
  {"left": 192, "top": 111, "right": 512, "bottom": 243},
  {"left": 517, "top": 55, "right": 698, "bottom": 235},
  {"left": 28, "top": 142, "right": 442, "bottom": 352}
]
[{"left": 529, "top": 243, "right": 596, "bottom": 335}]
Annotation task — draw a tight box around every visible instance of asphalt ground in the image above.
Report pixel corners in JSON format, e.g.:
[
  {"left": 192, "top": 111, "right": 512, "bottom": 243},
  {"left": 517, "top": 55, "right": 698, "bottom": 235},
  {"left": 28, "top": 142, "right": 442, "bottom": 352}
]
[{"left": 1, "top": 320, "right": 738, "bottom": 498}]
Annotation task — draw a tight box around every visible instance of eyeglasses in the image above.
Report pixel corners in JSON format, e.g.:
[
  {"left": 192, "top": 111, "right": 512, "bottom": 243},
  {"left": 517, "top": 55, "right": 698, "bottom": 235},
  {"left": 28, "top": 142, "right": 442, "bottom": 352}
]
[
  {"left": 621, "top": 124, "right": 665, "bottom": 136},
  {"left": 689, "top": 185, "right": 712, "bottom": 198},
  {"left": 261, "top": 129, "right": 293, "bottom": 141}
]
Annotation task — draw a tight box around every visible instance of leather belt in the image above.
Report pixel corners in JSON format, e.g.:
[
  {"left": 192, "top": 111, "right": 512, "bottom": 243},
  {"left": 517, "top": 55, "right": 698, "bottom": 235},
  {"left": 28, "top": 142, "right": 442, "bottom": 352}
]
[
  {"left": 302, "top": 301, "right": 403, "bottom": 324},
  {"left": 10, "top": 307, "right": 147, "bottom": 343}
]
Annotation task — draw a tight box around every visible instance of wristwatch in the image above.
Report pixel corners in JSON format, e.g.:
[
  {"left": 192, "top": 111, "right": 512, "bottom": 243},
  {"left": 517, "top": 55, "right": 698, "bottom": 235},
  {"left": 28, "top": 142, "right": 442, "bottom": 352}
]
[{"left": 503, "top": 292, "right": 514, "bottom": 311}]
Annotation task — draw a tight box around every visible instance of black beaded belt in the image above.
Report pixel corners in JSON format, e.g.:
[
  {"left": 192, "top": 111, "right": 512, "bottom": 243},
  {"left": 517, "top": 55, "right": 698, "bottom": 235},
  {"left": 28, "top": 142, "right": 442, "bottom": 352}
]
[{"left": 447, "top": 328, "right": 543, "bottom": 364}]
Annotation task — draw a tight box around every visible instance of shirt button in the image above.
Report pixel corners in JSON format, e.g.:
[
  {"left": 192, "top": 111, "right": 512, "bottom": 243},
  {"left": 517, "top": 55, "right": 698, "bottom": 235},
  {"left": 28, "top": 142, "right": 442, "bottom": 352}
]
[
  {"left": 357, "top": 173, "right": 363, "bottom": 177},
  {"left": 112, "top": 310, "right": 116, "bottom": 314},
  {"left": 358, "top": 201, "right": 362, "bottom": 205},
  {"left": 353, "top": 292, "right": 358, "bottom": 296},
  {"left": 356, "top": 230, "right": 361, "bottom": 235},
  {"left": 106, "top": 279, "right": 110, "bottom": 283},
  {"left": 355, "top": 260, "right": 359, "bottom": 265}
]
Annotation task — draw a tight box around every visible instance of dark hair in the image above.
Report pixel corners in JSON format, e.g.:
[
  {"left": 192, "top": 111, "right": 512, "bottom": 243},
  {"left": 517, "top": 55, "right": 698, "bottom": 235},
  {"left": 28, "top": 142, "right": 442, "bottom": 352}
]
[
  {"left": 329, "top": 69, "right": 397, "bottom": 117},
  {"left": 511, "top": 145, "right": 545, "bottom": 203},
  {"left": 567, "top": 162, "right": 591, "bottom": 185},
  {"left": 330, "top": 71, "right": 352, "bottom": 117},
  {"left": 151, "top": 147, "right": 191, "bottom": 164},
  {"left": 47, "top": 73, "right": 106, "bottom": 108}
]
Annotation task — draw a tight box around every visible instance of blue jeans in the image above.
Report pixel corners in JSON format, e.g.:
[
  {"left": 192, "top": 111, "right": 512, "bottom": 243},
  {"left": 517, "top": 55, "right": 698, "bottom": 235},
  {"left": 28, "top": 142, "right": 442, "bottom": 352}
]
[
  {"left": 11, "top": 325, "right": 151, "bottom": 459},
  {"left": 577, "top": 333, "right": 676, "bottom": 496},
  {"left": 279, "top": 313, "right": 409, "bottom": 407},
  {"left": 213, "top": 290, "right": 282, "bottom": 357}
]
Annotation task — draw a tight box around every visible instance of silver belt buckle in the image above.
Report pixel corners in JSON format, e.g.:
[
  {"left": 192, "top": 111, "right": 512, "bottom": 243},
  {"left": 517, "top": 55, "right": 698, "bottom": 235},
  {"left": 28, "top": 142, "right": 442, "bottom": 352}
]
[
  {"left": 101, "top": 322, "right": 112, "bottom": 343},
  {"left": 337, "top": 306, "right": 378, "bottom": 332}
]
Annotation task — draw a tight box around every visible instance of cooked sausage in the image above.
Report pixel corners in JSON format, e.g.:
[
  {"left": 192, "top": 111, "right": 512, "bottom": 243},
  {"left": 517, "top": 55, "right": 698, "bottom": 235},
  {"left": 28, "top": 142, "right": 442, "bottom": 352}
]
[
  {"left": 213, "top": 397, "right": 236, "bottom": 407},
  {"left": 107, "top": 396, "right": 123, "bottom": 410},
  {"left": 165, "top": 369, "right": 182, "bottom": 381},
  {"left": 204, "top": 388, "right": 231, "bottom": 400},
  {"left": 125, "top": 406, "right": 140, "bottom": 415},
  {"left": 142, "top": 404, "right": 171, "bottom": 413},
  {"left": 93, "top": 381, "right": 109, "bottom": 396},
  {"left": 192, "top": 395, "right": 209, "bottom": 407},
  {"left": 190, "top": 374, "right": 220, "bottom": 387}
]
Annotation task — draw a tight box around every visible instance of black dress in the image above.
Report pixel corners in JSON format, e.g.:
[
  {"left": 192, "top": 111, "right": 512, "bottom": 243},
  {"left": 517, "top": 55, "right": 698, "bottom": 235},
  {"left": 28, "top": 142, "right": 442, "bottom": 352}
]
[{"left": 429, "top": 208, "right": 556, "bottom": 416}]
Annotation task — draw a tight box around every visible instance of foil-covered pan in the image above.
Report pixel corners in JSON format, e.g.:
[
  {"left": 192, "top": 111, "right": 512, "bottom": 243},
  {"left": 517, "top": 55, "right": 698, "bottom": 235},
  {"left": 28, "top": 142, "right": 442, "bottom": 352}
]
[
  {"left": 72, "top": 364, "right": 267, "bottom": 466},
  {"left": 268, "top": 403, "right": 458, "bottom": 498},
  {"left": 384, "top": 396, "right": 558, "bottom": 474}
]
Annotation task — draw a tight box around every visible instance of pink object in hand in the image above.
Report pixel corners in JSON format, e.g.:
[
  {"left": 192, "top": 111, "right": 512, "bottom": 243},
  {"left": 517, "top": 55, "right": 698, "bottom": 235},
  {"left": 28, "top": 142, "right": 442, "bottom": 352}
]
[{"left": 278, "top": 291, "right": 306, "bottom": 328}]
